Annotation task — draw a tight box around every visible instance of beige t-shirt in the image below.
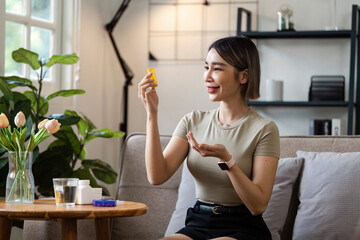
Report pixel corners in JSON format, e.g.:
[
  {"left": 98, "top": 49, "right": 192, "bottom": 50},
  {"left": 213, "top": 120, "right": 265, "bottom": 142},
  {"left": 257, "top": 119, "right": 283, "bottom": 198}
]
[{"left": 173, "top": 108, "right": 280, "bottom": 206}]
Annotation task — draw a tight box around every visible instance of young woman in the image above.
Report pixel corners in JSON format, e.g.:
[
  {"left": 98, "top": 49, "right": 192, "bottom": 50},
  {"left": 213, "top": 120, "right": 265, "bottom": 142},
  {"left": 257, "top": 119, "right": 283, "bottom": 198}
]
[{"left": 138, "top": 36, "right": 280, "bottom": 240}]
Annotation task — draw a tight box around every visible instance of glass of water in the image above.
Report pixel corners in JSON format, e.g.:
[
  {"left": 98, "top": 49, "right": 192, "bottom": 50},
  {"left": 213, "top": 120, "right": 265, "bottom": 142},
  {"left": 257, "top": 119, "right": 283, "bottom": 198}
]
[{"left": 53, "top": 178, "right": 79, "bottom": 206}]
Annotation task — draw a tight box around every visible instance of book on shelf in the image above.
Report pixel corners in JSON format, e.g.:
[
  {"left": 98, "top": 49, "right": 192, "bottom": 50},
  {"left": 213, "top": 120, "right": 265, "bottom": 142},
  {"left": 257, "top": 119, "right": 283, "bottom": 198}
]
[{"left": 309, "top": 118, "right": 341, "bottom": 135}]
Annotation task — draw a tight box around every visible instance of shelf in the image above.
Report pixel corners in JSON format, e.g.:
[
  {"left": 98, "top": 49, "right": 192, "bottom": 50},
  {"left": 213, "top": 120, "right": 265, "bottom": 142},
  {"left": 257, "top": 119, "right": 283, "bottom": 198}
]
[
  {"left": 237, "top": 5, "right": 360, "bottom": 134},
  {"left": 237, "top": 30, "right": 352, "bottom": 39},
  {"left": 247, "top": 101, "right": 349, "bottom": 107}
]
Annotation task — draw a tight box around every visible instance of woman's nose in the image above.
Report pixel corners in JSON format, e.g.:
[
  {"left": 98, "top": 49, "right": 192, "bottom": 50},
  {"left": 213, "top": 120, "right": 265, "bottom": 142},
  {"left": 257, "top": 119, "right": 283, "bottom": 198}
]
[{"left": 204, "top": 70, "right": 212, "bottom": 82}]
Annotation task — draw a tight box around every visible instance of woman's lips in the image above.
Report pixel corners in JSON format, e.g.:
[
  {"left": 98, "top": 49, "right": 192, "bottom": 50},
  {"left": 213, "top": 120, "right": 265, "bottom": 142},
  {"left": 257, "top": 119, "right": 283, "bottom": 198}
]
[{"left": 207, "top": 86, "right": 219, "bottom": 93}]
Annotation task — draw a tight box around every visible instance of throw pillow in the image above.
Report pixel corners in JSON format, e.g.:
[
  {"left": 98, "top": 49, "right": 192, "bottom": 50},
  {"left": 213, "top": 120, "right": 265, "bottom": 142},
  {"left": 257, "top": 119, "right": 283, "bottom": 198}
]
[
  {"left": 165, "top": 157, "right": 304, "bottom": 239},
  {"left": 262, "top": 157, "right": 304, "bottom": 240},
  {"left": 294, "top": 151, "right": 360, "bottom": 240}
]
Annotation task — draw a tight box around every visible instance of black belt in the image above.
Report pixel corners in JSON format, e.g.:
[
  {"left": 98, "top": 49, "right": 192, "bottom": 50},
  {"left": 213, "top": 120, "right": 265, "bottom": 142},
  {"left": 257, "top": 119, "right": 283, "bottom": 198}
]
[{"left": 194, "top": 202, "right": 246, "bottom": 215}]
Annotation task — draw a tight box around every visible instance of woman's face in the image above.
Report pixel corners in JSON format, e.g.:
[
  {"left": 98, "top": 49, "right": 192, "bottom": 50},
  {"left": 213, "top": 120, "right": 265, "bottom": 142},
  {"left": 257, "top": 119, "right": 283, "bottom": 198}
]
[{"left": 204, "top": 48, "right": 246, "bottom": 102}]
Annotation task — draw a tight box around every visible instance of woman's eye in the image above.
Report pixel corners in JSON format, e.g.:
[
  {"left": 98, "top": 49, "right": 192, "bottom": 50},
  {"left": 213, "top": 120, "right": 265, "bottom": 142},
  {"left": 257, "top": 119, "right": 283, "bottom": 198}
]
[
  {"left": 214, "top": 68, "right": 222, "bottom": 71},
  {"left": 204, "top": 66, "right": 209, "bottom": 70}
]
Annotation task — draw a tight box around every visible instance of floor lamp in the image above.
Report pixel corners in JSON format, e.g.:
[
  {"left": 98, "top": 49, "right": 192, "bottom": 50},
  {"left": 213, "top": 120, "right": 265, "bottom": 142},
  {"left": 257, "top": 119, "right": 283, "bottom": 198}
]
[{"left": 105, "top": 0, "right": 133, "bottom": 138}]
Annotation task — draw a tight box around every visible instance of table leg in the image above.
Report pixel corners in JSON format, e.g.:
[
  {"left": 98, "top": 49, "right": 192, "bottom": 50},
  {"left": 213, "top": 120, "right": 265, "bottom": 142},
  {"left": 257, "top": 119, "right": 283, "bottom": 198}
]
[
  {"left": 60, "top": 219, "right": 77, "bottom": 240},
  {"left": 95, "top": 218, "right": 110, "bottom": 240},
  {"left": 0, "top": 217, "right": 12, "bottom": 240}
]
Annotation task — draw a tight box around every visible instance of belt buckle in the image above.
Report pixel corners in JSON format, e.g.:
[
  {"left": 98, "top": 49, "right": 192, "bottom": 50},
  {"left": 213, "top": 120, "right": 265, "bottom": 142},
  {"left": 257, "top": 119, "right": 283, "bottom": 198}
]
[{"left": 212, "top": 206, "right": 221, "bottom": 215}]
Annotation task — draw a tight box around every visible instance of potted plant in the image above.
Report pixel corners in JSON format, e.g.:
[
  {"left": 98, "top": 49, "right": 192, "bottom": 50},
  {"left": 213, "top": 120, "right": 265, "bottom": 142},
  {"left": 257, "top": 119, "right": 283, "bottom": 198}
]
[{"left": 0, "top": 48, "right": 124, "bottom": 198}]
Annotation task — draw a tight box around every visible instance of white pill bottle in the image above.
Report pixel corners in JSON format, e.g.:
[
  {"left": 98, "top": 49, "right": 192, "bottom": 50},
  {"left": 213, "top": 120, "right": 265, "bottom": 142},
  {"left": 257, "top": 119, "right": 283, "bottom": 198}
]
[{"left": 77, "top": 180, "right": 93, "bottom": 204}]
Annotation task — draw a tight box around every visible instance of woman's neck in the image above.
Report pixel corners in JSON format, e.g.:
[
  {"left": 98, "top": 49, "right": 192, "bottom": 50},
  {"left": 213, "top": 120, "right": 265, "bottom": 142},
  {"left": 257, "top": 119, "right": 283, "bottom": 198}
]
[{"left": 218, "top": 99, "right": 250, "bottom": 125}]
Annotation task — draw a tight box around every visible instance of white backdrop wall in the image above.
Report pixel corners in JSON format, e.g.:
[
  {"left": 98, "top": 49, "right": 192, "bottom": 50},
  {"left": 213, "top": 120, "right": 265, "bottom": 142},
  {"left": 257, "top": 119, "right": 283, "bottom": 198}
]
[{"left": 72, "top": 0, "right": 359, "bottom": 196}]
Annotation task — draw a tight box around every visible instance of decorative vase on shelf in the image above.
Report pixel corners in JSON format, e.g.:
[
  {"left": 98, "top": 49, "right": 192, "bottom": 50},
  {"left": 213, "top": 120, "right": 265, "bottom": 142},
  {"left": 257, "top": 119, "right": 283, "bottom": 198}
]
[
  {"left": 277, "top": 4, "right": 295, "bottom": 31},
  {"left": 6, "top": 151, "right": 35, "bottom": 203}
]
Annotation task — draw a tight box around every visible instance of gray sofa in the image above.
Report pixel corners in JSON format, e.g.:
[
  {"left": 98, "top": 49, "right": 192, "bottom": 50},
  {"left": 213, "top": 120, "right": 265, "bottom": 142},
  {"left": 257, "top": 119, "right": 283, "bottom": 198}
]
[{"left": 23, "top": 133, "right": 360, "bottom": 240}]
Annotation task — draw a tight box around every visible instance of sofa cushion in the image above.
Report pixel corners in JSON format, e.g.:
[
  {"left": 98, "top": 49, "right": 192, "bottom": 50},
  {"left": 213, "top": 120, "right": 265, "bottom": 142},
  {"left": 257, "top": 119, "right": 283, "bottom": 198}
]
[
  {"left": 263, "top": 157, "right": 304, "bottom": 240},
  {"left": 294, "top": 151, "right": 360, "bottom": 240},
  {"left": 165, "top": 157, "right": 304, "bottom": 239}
]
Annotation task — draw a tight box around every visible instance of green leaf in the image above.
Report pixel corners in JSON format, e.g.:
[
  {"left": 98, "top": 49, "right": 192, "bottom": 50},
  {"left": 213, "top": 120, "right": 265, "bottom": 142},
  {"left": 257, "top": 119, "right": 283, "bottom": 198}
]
[
  {"left": 53, "top": 126, "right": 81, "bottom": 154},
  {"left": 24, "top": 115, "right": 33, "bottom": 139},
  {"left": 47, "top": 139, "right": 67, "bottom": 149},
  {"left": 19, "top": 126, "right": 27, "bottom": 151},
  {"left": 70, "top": 168, "right": 98, "bottom": 187},
  {"left": 12, "top": 48, "right": 41, "bottom": 70},
  {"left": 45, "top": 53, "right": 79, "bottom": 68},
  {"left": 82, "top": 159, "right": 117, "bottom": 184},
  {"left": 81, "top": 113, "right": 96, "bottom": 131},
  {"left": 26, "top": 134, "right": 35, "bottom": 152},
  {"left": 23, "top": 91, "right": 36, "bottom": 110},
  {"left": 34, "top": 134, "right": 51, "bottom": 149},
  {"left": 0, "top": 131, "right": 13, "bottom": 151},
  {"left": 0, "top": 77, "right": 14, "bottom": 108},
  {"left": 80, "top": 148, "right": 87, "bottom": 160},
  {"left": 33, "top": 147, "right": 40, "bottom": 168},
  {"left": 6, "top": 81, "right": 37, "bottom": 91},
  {"left": 1, "top": 76, "right": 32, "bottom": 85},
  {"left": 0, "top": 157, "right": 7, "bottom": 169},
  {"left": 1, "top": 76, "right": 37, "bottom": 91},
  {"left": 11, "top": 128, "right": 19, "bottom": 151},
  {"left": 12, "top": 91, "right": 30, "bottom": 102},
  {"left": 0, "top": 145, "right": 6, "bottom": 155},
  {"left": 64, "top": 110, "right": 88, "bottom": 136},
  {"left": 48, "top": 114, "right": 80, "bottom": 126},
  {"left": 45, "top": 89, "right": 85, "bottom": 101},
  {"left": 0, "top": 103, "right": 7, "bottom": 116},
  {"left": 83, "top": 128, "right": 125, "bottom": 144}
]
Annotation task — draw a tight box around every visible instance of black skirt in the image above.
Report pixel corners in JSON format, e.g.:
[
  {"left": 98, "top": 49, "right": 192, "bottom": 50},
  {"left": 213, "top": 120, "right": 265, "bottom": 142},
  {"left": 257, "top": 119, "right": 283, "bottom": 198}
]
[{"left": 176, "top": 201, "right": 272, "bottom": 240}]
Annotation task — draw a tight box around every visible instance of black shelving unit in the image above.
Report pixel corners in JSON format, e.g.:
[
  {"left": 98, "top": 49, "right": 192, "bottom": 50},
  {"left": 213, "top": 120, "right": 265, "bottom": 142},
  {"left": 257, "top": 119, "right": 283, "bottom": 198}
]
[
  {"left": 237, "top": 5, "right": 360, "bottom": 135},
  {"left": 238, "top": 30, "right": 352, "bottom": 39},
  {"left": 246, "top": 101, "right": 349, "bottom": 107}
]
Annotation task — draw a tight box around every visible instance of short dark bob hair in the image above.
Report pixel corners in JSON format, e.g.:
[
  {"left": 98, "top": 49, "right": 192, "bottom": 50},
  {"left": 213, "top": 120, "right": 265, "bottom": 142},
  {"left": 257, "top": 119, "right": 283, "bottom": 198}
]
[{"left": 208, "top": 36, "right": 260, "bottom": 100}]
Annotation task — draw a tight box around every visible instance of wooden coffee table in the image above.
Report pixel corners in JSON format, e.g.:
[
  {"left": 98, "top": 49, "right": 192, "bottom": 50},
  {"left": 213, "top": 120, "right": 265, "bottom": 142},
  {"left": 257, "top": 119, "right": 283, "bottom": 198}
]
[{"left": 0, "top": 199, "right": 147, "bottom": 240}]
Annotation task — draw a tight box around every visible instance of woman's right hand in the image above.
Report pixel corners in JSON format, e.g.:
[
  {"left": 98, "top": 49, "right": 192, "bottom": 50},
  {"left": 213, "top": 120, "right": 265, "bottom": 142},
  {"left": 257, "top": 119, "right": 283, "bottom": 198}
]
[{"left": 138, "top": 72, "right": 159, "bottom": 115}]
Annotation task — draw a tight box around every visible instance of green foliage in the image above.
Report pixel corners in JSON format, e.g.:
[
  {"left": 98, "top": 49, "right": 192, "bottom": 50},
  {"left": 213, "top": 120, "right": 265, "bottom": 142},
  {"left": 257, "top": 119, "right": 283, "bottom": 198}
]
[
  {"left": 46, "top": 53, "right": 79, "bottom": 68},
  {"left": 12, "top": 48, "right": 41, "bottom": 70},
  {"left": 0, "top": 48, "right": 124, "bottom": 197}
]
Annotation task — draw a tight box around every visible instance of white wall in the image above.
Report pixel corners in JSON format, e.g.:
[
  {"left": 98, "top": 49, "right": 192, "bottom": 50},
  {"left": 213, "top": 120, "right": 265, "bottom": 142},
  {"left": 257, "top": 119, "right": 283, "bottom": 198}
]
[{"left": 71, "top": 0, "right": 360, "bottom": 197}]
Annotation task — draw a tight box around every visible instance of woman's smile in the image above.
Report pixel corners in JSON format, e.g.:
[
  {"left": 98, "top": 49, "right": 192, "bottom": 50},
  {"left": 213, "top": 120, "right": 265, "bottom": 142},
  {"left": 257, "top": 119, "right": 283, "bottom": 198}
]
[{"left": 207, "top": 86, "right": 220, "bottom": 93}]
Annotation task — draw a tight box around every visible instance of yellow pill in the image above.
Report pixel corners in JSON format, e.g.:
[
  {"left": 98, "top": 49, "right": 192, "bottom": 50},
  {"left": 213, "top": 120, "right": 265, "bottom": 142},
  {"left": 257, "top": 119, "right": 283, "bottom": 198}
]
[{"left": 147, "top": 68, "right": 158, "bottom": 88}]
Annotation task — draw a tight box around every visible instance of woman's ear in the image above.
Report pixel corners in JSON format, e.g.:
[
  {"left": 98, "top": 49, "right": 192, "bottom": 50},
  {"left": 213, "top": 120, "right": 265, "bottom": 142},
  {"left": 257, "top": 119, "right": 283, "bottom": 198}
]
[{"left": 239, "top": 69, "right": 248, "bottom": 85}]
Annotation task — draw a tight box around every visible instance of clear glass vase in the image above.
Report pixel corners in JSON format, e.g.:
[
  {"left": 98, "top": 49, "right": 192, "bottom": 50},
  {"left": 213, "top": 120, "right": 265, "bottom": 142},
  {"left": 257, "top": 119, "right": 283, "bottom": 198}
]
[{"left": 6, "top": 151, "right": 35, "bottom": 203}]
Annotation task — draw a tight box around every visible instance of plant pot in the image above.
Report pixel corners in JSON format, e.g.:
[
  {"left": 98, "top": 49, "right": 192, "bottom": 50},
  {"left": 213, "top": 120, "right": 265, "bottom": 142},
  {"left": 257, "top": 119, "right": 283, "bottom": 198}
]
[{"left": 6, "top": 151, "right": 35, "bottom": 203}]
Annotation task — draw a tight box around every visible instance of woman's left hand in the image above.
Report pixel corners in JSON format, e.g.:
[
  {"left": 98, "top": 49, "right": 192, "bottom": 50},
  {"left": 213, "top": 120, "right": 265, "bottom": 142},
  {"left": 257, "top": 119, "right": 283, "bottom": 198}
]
[{"left": 186, "top": 131, "right": 232, "bottom": 161}]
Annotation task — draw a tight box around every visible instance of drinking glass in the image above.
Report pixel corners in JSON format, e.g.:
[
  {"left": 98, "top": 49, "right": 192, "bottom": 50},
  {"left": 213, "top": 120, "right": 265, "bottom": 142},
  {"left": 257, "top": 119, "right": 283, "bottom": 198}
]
[{"left": 53, "top": 178, "right": 79, "bottom": 206}]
